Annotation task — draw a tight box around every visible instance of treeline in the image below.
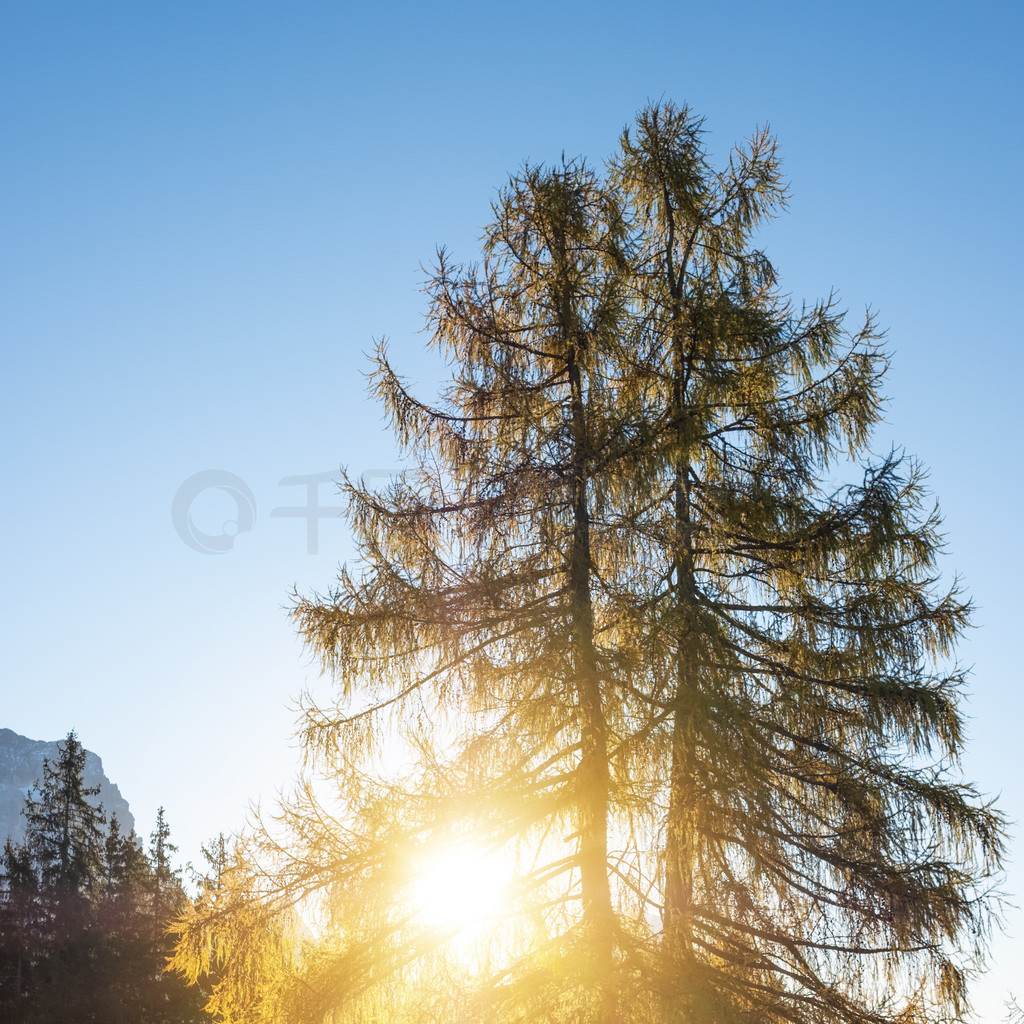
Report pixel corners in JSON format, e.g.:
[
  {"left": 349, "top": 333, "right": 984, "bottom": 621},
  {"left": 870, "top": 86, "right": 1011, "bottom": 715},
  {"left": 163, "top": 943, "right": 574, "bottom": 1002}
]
[{"left": 0, "top": 732, "right": 207, "bottom": 1024}]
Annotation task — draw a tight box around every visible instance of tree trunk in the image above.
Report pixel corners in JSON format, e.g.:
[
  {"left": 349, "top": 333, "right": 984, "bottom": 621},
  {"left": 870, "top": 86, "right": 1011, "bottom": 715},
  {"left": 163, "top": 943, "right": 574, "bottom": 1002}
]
[
  {"left": 662, "top": 304, "right": 700, "bottom": 1019},
  {"left": 567, "top": 337, "right": 615, "bottom": 1023}
]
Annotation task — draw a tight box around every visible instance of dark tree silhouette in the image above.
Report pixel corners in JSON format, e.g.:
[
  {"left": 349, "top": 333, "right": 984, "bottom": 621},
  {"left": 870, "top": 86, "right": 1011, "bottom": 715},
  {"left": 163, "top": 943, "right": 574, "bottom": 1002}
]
[{"left": 0, "top": 733, "right": 204, "bottom": 1023}]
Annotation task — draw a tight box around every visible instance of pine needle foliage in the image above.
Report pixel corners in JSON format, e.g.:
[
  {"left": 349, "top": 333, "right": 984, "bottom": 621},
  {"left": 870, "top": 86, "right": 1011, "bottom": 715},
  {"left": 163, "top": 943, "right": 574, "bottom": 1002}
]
[{"left": 171, "top": 103, "right": 1004, "bottom": 1024}]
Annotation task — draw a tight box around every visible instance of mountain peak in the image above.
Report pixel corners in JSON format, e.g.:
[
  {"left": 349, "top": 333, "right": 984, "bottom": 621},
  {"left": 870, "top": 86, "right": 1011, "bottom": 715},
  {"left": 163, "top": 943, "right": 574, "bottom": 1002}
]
[{"left": 0, "top": 728, "right": 134, "bottom": 845}]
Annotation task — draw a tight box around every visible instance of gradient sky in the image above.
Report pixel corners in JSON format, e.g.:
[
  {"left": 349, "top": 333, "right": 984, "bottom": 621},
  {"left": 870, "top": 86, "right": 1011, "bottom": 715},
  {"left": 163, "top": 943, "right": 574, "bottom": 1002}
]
[{"left": 2, "top": 1, "right": 1021, "bottom": 1015}]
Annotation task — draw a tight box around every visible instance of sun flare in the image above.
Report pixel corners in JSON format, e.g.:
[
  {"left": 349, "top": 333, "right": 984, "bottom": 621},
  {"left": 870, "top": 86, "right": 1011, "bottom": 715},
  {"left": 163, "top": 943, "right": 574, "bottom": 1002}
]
[{"left": 412, "top": 844, "right": 508, "bottom": 932}]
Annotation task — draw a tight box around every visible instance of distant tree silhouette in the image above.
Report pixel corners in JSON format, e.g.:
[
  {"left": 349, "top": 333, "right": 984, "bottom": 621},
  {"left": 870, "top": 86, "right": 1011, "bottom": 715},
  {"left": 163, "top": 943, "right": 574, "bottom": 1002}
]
[{"left": 0, "top": 733, "right": 204, "bottom": 1023}]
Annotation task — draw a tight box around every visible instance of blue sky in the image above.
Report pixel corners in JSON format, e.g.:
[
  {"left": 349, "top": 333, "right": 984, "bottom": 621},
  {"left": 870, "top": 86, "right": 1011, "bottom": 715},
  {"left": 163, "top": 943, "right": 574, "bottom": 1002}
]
[{"left": 2, "top": 1, "right": 1021, "bottom": 1014}]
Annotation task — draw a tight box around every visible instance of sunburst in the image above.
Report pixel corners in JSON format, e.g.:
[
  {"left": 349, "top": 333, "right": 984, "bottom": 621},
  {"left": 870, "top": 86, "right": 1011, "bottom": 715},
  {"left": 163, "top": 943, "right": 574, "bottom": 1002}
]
[{"left": 412, "top": 843, "right": 509, "bottom": 932}]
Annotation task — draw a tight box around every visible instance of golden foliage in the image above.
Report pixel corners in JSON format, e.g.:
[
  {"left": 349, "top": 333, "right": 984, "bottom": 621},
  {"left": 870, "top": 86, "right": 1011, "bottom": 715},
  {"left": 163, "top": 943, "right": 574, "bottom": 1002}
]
[{"left": 171, "top": 103, "right": 1004, "bottom": 1024}]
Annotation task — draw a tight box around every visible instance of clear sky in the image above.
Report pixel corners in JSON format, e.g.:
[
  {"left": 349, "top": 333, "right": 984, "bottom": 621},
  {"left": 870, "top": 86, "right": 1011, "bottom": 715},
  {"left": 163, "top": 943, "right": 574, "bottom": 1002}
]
[{"left": 2, "top": 1, "right": 1021, "bottom": 1015}]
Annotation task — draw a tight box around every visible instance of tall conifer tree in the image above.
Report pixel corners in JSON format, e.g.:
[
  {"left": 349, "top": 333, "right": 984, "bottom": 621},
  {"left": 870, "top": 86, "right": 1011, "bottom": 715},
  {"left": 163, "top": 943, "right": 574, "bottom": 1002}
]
[
  {"left": 171, "top": 105, "right": 1003, "bottom": 1024},
  {"left": 282, "top": 158, "right": 634, "bottom": 1021},
  {"left": 604, "top": 103, "right": 1003, "bottom": 1023}
]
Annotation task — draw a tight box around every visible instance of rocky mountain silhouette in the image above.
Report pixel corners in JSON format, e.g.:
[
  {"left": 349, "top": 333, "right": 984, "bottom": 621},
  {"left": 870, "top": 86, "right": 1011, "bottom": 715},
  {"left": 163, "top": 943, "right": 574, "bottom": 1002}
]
[{"left": 0, "top": 728, "right": 133, "bottom": 844}]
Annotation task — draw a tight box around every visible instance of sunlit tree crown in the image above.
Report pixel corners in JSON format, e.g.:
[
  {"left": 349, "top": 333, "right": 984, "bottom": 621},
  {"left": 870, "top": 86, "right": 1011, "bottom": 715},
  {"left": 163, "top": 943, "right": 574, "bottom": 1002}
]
[{"left": 171, "top": 103, "right": 1004, "bottom": 1024}]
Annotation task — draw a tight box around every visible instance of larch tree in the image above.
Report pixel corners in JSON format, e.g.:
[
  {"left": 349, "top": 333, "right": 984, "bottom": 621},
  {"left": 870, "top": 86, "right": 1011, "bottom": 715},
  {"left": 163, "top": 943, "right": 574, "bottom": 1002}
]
[
  {"left": 170, "top": 104, "right": 1003, "bottom": 1024},
  {"left": 174, "top": 158, "right": 644, "bottom": 1024},
  {"left": 603, "top": 104, "right": 1004, "bottom": 1023}
]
